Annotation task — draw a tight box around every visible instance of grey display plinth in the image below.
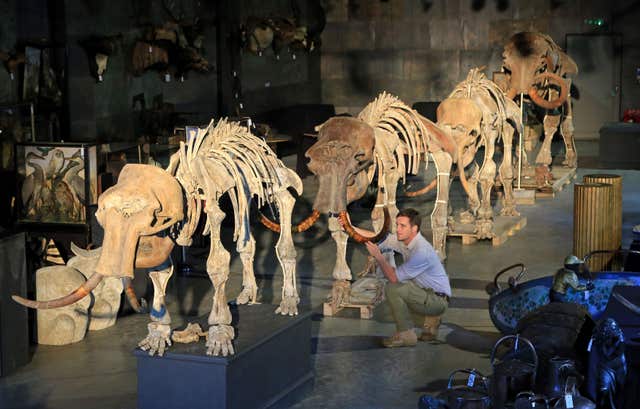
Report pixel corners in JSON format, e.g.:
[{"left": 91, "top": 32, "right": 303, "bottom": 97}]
[
  {"left": 0, "top": 231, "right": 29, "bottom": 376},
  {"left": 135, "top": 304, "right": 313, "bottom": 409}
]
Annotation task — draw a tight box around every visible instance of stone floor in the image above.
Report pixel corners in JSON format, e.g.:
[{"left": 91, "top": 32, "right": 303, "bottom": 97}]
[{"left": 1, "top": 140, "right": 639, "bottom": 409}]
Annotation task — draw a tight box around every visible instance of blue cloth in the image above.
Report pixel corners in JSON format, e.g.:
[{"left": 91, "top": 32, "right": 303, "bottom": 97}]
[{"left": 379, "top": 232, "right": 451, "bottom": 297}]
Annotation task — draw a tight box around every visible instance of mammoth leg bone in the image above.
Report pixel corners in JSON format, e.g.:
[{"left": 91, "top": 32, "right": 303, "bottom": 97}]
[
  {"left": 205, "top": 203, "right": 234, "bottom": 357},
  {"left": 499, "top": 123, "right": 520, "bottom": 217},
  {"left": 235, "top": 221, "right": 259, "bottom": 305},
  {"left": 329, "top": 215, "right": 351, "bottom": 309},
  {"left": 560, "top": 89, "right": 577, "bottom": 168},
  {"left": 459, "top": 163, "right": 480, "bottom": 224},
  {"left": 476, "top": 130, "right": 497, "bottom": 239},
  {"left": 535, "top": 113, "right": 561, "bottom": 167},
  {"left": 431, "top": 150, "right": 453, "bottom": 261},
  {"left": 138, "top": 261, "right": 174, "bottom": 356},
  {"left": 274, "top": 189, "right": 300, "bottom": 316}
]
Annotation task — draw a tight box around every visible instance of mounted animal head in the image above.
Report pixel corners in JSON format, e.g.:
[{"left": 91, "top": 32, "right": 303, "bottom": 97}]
[
  {"left": 12, "top": 164, "right": 183, "bottom": 310},
  {"left": 0, "top": 50, "right": 25, "bottom": 80},
  {"left": 79, "top": 34, "right": 122, "bottom": 82},
  {"left": 501, "top": 32, "right": 577, "bottom": 109},
  {"left": 305, "top": 116, "right": 375, "bottom": 214}
]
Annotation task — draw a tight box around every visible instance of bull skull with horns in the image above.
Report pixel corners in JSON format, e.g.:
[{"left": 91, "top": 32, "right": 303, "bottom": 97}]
[
  {"left": 292, "top": 92, "right": 455, "bottom": 308},
  {"left": 14, "top": 118, "right": 303, "bottom": 357},
  {"left": 501, "top": 31, "right": 578, "bottom": 175}
]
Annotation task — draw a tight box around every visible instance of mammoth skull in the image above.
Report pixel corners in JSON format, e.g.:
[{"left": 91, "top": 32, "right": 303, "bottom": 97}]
[
  {"left": 305, "top": 117, "right": 375, "bottom": 214},
  {"left": 94, "top": 164, "right": 184, "bottom": 279},
  {"left": 501, "top": 32, "right": 572, "bottom": 109}
]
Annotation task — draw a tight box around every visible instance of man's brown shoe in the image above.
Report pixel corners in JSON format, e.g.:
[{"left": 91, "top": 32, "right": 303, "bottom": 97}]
[
  {"left": 419, "top": 316, "right": 441, "bottom": 342},
  {"left": 382, "top": 329, "right": 418, "bottom": 348}
]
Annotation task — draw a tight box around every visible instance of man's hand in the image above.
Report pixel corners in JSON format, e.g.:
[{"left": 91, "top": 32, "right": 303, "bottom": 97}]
[{"left": 365, "top": 241, "right": 383, "bottom": 259}]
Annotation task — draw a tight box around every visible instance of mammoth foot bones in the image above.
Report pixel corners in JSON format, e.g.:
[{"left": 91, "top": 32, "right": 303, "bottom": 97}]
[
  {"left": 139, "top": 322, "right": 172, "bottom": 356},
  {"left": 207, "top": 325, "right": 235, "bottom": 357}
]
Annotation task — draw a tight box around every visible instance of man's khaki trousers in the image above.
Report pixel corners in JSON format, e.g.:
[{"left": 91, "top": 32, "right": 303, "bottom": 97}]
[{"left": 385, "top": 280, "right": 448, "bottom": 332}]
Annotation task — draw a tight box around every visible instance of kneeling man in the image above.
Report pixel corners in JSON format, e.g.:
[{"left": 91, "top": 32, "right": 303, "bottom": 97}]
[{"left": 360, "top": 208, "right": 451, "bottom": 347}]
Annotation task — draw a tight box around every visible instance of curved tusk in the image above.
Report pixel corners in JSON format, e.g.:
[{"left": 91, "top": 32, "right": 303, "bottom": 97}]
[
  {"left": 457, "top": 161, "right": 476, "bottom": 204},
  {"left": 339, "top": 207, "right": 391, "bottom": 243},
  {"left": 259, "top": 209, "right": 321, "bottom": 234},
  {"left": 405, "top": 178, "right": 437, "bottom": 198},
  {"left": 123, "top": 277, "right": 147, "bottom": 313},
  {"left": 528, "top": 71, "right": 568, "bottom": 110},
  {"left": 12, "top": 272, "right": 104, "bottom": 309}
]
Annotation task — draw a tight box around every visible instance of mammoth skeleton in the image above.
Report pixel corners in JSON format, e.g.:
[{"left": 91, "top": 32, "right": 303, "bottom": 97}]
[
  {"left": 501, "top": 31, "right": 578, "bottom": 172},
  {"left": 14, "top": 119, "right": 303, "bottom": 357},
  {"left": 437, "top": 68, "right": 522, "bottom": 238},
  {"left": 282, "top": 92, "right": 455, "bottom": 307}
]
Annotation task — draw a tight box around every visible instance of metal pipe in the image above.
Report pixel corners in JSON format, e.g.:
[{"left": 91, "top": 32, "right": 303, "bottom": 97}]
[{"left": 517, "top": 93, "right": 523, "bottom": 189}]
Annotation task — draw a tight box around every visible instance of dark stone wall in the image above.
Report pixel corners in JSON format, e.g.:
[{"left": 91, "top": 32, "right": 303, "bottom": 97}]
[
  {"left": 64, "top": 0, "right": 219, "bottom": 142},
  {"left": 320, "top": 0, "right": 615, "bottom": 115},
  {"left": 613, "top": 0, "right": 640, "bottom": 114},
  {"left": 0, "top": 0, "right": 18, "bottom": 104}
]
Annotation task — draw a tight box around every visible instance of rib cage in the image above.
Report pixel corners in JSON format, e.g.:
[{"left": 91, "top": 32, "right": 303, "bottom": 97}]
[
  {"left": 170, "top": 118, "right": 293, "bottom": 243},
  {"left": 447, "top": 68, "right": 517, "bottom": 143},
  {"left": 357, "top": 92, "right": 435, "bottom": 186}
]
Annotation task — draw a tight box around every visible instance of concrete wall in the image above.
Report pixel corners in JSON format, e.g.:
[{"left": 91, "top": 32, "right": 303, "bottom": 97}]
[{"left": 320, "top": 0, "right": 615, "bottom": 115}]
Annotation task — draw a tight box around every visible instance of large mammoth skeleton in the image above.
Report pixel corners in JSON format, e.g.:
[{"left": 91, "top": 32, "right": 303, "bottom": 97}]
[
  {"left": 437, "top": 68, "right": 522, "bottom": 238},
  {"left": 501, "top": 31, "right": 578, "bottom": 171},
  {"left": 285, "top": 92, "right": 455, "bottom": 307},
  {"left": 13, "top": 119, "right": 303, "bottom": 357}
]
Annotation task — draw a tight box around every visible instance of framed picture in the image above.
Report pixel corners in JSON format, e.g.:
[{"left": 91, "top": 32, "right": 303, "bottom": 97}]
[{"left": 15, "top": 142, "right": 97, "bottom": 225}]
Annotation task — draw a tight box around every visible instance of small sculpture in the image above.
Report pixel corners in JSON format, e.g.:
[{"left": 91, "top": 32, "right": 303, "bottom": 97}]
[
  {"left": 550, "top": 255, "right": 594, "bottom": 303},
  {"left": 14, "top": 119, "right": 302, "bottom": 357},
  {"left": 437, "top": 68, "right": 522, "bottom": 238},
  {"left": 587, "top": 318, "right": 627, "bottom": 409}
]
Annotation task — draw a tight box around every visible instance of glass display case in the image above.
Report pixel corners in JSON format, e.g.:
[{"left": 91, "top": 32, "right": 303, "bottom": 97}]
[{"left": 15, "top": 142, "right": 97, "bottom": 225}]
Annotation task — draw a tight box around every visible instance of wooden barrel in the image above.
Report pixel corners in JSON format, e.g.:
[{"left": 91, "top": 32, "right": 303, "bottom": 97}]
[
  {"left": 573, "top": 182, "right": 614, "bottom": 272},
  {"left": 583, "top": 174, "right": 622, "bottom": 250}
]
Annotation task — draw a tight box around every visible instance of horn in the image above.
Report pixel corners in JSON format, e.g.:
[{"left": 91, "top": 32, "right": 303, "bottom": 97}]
[
  {"left": 12, "top": 272, "right": 104, "bottom": 309},
  {"left": 339, "top": 207, "right": 390, "bottom": 243},
  {"left": 528, "top": 71, "right": 568, "bottom": 110},
  {"left": 259, "top": 209, "right": 321, "bottom": 233}
]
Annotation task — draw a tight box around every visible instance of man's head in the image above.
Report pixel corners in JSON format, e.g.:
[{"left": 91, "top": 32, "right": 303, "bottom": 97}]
[
  {"left": 564, "top": 254, "right": 583, "bottom": 273},
  {"left": 396, "top": 208, "right": 421, "bottom": 244}
]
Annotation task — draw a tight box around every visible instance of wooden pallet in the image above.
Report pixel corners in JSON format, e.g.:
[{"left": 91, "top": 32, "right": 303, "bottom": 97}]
[
  {"left": 517, "top": 166, "right": 577, "bottom": 198},
  {"left": 323, "top": 277, "right": 385, "bottom": 319},
  {"left": 447, "top": 215, "right": 527, "bottom": 246},
  {"left": 323, "top": 299, "right": 382, "bottom": 319}
]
